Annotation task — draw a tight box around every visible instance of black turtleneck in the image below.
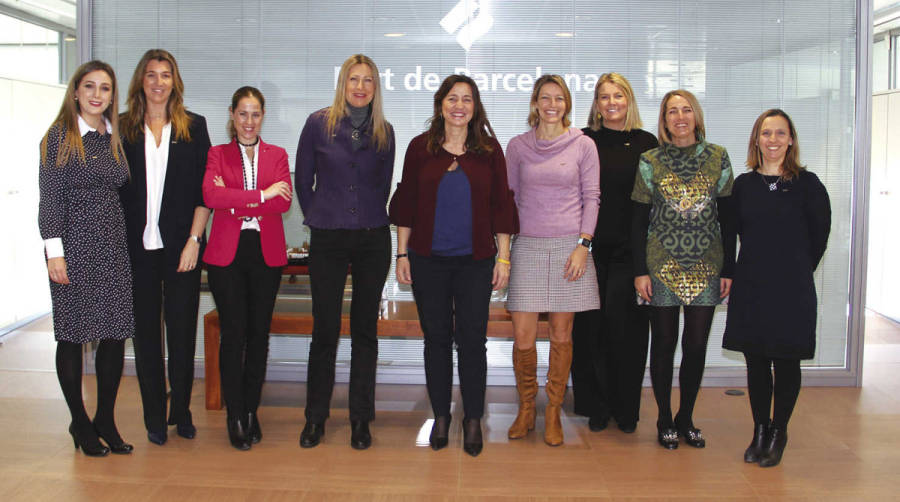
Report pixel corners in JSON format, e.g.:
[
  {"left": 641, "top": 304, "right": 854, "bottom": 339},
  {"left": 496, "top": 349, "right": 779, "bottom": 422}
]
[{"left": 582, "top": 126, "right": 658, "bottom": 247}]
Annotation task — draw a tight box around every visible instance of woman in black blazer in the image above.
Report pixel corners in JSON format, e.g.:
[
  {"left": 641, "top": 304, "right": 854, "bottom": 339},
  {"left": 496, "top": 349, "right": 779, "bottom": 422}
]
[{"left": 118, "top": 49, "right": 211, "bottom": 446}]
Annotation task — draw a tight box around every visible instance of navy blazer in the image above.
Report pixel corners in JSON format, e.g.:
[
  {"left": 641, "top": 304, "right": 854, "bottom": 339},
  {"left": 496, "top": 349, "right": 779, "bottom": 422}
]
[{"left": 119, "top": 111, "right": 212, "bottom": 266}]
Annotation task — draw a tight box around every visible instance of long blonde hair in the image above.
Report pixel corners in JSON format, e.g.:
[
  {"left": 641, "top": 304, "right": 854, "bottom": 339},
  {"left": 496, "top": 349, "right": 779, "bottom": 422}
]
[
  {"left": 41, "top": 60, "right": 125, "bottom": 167},
  {"left": 120, "top": 49, "right": 193, "bottom": 144},
  {"left": 587, "top": 72, "right": 643, "bottom": 131},
  {"left": 325, "top": 54, "right": 391, "bottom": 152}
]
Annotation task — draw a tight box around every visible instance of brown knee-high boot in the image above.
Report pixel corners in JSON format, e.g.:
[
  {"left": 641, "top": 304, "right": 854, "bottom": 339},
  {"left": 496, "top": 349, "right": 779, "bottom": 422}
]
[
  {"left": 508, "top": 345, "right": 538, "bottom": 439},
  {"left": 544, "top": 340, "right": 573, "bottom": 446}
]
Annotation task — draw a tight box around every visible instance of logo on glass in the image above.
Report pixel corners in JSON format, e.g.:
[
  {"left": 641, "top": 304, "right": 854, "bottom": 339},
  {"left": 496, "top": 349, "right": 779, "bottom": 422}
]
[{"left": 440, "top": 0, "right": 494, "bottom": 51}]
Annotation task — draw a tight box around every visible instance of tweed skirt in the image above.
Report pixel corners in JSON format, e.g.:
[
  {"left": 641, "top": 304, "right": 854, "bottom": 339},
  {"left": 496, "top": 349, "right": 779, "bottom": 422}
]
[{"left": 506, "top": 235, "right": 601, "bottom": 313}]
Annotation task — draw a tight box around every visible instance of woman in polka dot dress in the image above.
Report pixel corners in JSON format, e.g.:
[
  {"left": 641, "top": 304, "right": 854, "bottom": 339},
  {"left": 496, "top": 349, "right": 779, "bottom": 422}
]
[{"left": 38, "top": 60, "right": 135, "bottom": 457}]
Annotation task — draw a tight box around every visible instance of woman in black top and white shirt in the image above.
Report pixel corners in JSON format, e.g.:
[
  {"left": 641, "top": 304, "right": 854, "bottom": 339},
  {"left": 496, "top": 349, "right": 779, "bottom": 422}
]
[{"left": 119, "top": 49, "right": 211, "bottom": 446}]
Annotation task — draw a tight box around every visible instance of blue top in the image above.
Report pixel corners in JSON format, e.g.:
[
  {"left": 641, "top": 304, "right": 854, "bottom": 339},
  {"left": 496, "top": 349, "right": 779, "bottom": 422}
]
[
  {"left": 295, "top": 108, "right": 395, "bottom": 229},
  {"left": 430, "top": 168, "right": 473, "bottom": 256}
]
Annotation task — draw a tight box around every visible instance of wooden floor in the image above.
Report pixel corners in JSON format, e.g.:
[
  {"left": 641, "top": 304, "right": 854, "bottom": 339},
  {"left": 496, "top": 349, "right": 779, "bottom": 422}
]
[{"left": 1, "top": 313, "right": 900, "bottom": 501}]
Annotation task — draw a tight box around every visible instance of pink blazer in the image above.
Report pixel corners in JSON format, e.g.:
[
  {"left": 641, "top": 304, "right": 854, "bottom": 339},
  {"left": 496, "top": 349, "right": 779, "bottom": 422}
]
[{"left": 202, "top": 139, "right": 291, "bottom": 267}]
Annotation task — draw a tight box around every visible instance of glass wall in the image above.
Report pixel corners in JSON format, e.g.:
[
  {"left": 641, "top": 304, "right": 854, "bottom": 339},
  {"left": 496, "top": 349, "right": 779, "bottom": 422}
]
[{"left": 91, "top": 0, "right": 859, "bottom": 380}]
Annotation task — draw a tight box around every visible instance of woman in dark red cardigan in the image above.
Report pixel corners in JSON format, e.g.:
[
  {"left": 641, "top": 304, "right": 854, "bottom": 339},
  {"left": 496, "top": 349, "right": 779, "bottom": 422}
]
[
  {"left": 389, "top": 74, "right": 518, "bottom": 457},
  {"left": 202, "top": 86, "right": 292, "bottom": 450}
]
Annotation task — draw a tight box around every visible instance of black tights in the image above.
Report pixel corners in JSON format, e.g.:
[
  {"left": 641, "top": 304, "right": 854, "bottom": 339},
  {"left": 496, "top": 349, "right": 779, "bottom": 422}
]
[
  {"left": 56, "top": 340, "right": 125, "bottom": 437},
  {"left": 649, "top": 305, "right": 715, "bottom": 430},
  {"left": 744, "top": 353, "right": 801, "bottom": 430}
]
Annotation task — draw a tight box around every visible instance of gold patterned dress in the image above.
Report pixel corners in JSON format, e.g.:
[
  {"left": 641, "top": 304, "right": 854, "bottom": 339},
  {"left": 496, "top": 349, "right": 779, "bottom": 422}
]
[{"left": 631, "top": 140, "right": 733, "bottom": 306}]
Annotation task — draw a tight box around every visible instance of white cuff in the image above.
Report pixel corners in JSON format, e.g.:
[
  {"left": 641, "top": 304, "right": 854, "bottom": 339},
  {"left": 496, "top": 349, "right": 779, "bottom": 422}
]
[
  {"left": 44, "top": 238, "right": 64, "bottom": 258},
  {"left": 260, "top": 190, "right": 265, "bottom": 203}
]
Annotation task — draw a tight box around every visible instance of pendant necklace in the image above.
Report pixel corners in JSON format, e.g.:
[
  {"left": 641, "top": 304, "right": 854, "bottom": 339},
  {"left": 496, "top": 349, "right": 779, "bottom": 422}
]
[
  {"left": 759, "top": 171, "right": 781, "bottom": 191},
  {"left": 239, "top": 142, "right": 258, "bottom": 222}
]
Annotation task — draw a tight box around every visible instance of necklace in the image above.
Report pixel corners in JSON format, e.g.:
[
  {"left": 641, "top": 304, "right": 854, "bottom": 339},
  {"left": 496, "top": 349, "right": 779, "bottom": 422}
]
[
  {"left": 239, "top": 143, "right": 257, "bottom": 222},
  {"left": 238, "top": 137, "right": 259, "bottom": 147},
  {"left": 759, "top": 171, "right": 781, "bottom": 191}
]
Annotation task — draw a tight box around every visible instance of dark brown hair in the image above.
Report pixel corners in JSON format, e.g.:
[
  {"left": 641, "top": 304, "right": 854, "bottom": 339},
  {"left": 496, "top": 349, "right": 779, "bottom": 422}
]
[
  {"left": 424, "top": 74, "right": 495, "bottom": 155},
  {"left": 227, "top": 86, "right": 265, "bottom": 140}
]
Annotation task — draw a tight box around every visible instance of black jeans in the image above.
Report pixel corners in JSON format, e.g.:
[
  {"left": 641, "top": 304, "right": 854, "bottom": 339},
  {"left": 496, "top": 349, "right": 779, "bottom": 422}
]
[
  {"left": 305, "top": 226, "right": 391, "bottom": 423},
  {"left": 207, "top": 231, "right": 283, "bottom": 419},
  {"left": 571, "top": 243, "right": 650, "bottom": 425},
  {"left": 131, "top": 248, "right": 201, "bottom": 432},
  {"left": 409, "top": 251, "right": 494, "bottom": 420}
]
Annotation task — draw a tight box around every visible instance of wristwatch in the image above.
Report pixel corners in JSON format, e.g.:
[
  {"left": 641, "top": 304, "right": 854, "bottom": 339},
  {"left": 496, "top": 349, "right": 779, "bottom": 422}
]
[
  {"left": 188, "top": 235, "right": 201, "bottom": 244},
  {"left": 577, "top": 237, "right": 592, "bottom": 252}
]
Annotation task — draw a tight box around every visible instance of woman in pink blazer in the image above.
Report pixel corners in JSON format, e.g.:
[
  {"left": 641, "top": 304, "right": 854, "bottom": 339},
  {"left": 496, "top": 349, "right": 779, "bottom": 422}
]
[{"left": 202, "top": 86, "right": 292, "bottom": 450}]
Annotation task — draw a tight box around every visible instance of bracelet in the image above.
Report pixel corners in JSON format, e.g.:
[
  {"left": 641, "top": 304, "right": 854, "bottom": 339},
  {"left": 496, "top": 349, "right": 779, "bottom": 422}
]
[
  {"left": 497, "top": 258, "right": 511, "bottom": 265},
  {"left": 188, "top": 235, "right": 201, "bottom": 244},
  {"left": 396, "top": 253, "right": 408, "bottom": 259}
]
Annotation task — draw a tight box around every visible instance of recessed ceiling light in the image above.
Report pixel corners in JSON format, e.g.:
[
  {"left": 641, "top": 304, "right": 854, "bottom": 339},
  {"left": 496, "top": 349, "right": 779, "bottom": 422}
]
[
  {"left": 384, "top": 33, "right": 405, "bottom": 38},
  {"left": 555, "top": 32, "right": 574, "bottom": 38}
]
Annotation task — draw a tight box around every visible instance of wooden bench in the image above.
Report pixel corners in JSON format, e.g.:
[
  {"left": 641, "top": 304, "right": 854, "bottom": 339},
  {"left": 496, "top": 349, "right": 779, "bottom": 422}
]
[{"left": 203, "top": 299, "right": 549, "bottom": 409}]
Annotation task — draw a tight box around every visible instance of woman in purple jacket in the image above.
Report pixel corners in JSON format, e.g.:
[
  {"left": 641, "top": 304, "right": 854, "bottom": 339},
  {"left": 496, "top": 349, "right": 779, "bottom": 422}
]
[{"left": 295, "top": 54, "right": 395, "bottom": 450}]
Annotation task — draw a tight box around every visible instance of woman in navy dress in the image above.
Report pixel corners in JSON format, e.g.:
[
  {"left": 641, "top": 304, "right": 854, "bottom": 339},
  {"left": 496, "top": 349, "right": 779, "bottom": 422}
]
[
  {"left": 39, "top": 60, "right": 135, "bottom": 456},
  {"left": 723, "top": 109, "right": 831, "bottom": 467}
]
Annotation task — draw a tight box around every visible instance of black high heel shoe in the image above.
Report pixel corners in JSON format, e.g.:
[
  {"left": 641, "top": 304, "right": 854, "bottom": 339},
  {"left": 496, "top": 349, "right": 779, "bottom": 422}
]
[
  {"left": 227, "top": 416, "right": 251, "bottom": 451},
  {"left": 744, "top": 422, "right": 768, "bottom": 463},
  {"left": 759, "top": 427, "right": 787, "bottom": 467},
  {"left": 462, "top": 418, "right": 483, "bottom": 457},
  {"left": 429, "top": 416, "right": 450, "bottom": 451},
  {"left": 69, "top": 423, "right": 109, "bottom": 457},
  {"left": 678, "top": 425, "right": 706, "bottom": 448},
  {"left": 93, "top": 419, "right": 133, "bottom": 454}
]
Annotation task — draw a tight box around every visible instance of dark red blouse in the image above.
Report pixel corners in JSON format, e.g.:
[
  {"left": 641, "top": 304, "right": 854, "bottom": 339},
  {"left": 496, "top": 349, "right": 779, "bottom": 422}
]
[{"left": 389, "top": 133, "right": 519, "bottom": 260}]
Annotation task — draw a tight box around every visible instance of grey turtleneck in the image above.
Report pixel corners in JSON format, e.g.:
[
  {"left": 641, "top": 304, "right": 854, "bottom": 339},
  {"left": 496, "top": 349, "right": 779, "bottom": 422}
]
[{"left": 348, "top": 103, "right": 370, "bottom": 152}]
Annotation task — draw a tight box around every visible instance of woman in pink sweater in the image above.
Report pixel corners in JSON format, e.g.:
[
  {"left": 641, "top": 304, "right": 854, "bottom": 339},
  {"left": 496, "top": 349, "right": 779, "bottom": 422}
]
[{"left": 505, "top": 75, "right": 601, "bottom": 446}]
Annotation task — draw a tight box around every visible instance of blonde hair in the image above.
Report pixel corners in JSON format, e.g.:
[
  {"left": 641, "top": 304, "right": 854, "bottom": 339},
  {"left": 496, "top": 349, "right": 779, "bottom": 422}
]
[
  {"left": 657, "top": 89, "right": 705, "bottom": 145},
  {"left": 120, "top": 49, "right": 193, "bottom": 144},
  {"left": 527, "top": 74, "right": 572, "bottom": 128},
  {"left": 41, "top": 60, "right": 125, "bottom": 167},
  {"left": 325, "top": 54, "right": 391, "bottom": 152},
  {"left": 587, "top": 72, "right": 643, "bottom": 131},
  {"left": 746, "top": 108, "right": 805, "bottom": 180}
]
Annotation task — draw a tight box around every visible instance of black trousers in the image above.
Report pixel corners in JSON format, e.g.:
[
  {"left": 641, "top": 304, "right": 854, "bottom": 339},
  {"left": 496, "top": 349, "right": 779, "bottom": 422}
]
[
  {"left": 409, "top": 252, "right": 494, "bottom": 420},
  {"left": 207, "top": 231, "right": 282, "bottom": 419},
  {"left": 305, "top": 226, "right": 390, "bottom": 423},
  {"left": 571, "top": 244, "right": 650, "bottom": 425},
  {"left": 131, "top": 247, "right": 201, "bottom": 432}
]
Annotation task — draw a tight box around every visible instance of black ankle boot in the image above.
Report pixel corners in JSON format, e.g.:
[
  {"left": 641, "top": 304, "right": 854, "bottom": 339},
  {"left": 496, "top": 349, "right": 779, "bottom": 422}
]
[
  {"left": 227, "top": 416, "right": 251, "bottom": 451},
  {"left": 429, "top": 416, "right": 450, "bottom": 451},
  {"left": 350, "top": 420, "right": 372, "bottom": 450},
  {"left": 759, "top": 427, "right": 787, "bottom": 467},
  {"left": 744, "top": 422, "right": 768, "bottom": 463},
  {"left": 247, "top": 412, "right": 262, "bottom": 444},
  {"left": 462, "top": 418, "right": 483, "bottom": 457}
]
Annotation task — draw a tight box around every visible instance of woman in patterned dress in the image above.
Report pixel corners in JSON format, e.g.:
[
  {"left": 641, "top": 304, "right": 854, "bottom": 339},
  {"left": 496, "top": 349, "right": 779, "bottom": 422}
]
[
  {"left": 631, "top": 89, "right": 735, "bottom": 450},
  {"left": 38, "top": 60, "right": 135, "bottom": 457}
]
